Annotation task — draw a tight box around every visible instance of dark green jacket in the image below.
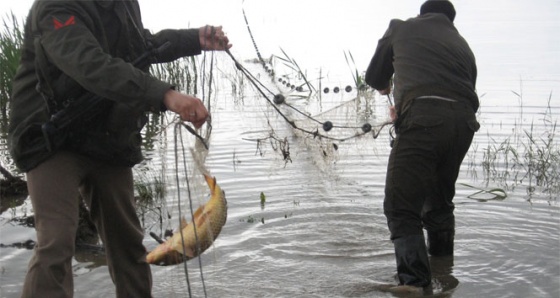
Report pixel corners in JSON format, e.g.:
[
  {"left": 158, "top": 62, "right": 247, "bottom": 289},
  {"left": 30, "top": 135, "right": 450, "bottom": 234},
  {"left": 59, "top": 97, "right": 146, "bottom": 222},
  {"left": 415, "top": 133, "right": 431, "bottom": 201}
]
[
  {"left": 365, "top": 13, "right": 479, "bottom": 114},
  {"left": 9, "top": 0, "right": 201, "bottom": 172}
]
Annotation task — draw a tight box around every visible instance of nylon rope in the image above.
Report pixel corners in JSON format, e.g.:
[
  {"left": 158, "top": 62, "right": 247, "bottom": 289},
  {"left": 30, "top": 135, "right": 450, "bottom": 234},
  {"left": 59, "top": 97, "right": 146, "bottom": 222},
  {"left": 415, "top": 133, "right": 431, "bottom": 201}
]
[{"left": 170, "top": 24, "right": 219, "bottom": 298}]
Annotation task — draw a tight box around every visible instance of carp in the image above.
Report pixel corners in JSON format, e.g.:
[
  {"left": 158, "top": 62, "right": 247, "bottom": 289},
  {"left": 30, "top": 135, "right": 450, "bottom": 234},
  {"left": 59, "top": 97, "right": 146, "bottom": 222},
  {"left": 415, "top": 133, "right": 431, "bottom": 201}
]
[{"left": 146, "top": 174, "right": 227, "bottom": 265}]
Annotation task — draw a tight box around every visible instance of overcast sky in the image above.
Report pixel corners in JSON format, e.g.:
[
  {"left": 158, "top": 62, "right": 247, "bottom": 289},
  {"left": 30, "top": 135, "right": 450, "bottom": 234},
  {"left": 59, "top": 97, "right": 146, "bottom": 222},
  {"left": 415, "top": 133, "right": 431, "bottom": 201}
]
[{"left": 2, "top": 0, "right": 559, "bottom": 99}]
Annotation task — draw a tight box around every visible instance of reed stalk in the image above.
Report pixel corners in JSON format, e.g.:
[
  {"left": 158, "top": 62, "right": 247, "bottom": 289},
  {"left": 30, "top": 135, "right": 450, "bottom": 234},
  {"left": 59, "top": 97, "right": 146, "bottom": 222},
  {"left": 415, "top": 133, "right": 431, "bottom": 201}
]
[{"left": 0, "top": 13, "right": 23, "bottom": 124}]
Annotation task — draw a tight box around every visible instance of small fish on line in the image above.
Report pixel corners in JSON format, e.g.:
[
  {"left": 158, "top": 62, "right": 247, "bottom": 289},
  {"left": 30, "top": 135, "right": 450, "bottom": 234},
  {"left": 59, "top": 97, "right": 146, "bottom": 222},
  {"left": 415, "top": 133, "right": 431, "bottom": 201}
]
[{"left": 146, "top": 174, "right": 227, "bottom": 266}]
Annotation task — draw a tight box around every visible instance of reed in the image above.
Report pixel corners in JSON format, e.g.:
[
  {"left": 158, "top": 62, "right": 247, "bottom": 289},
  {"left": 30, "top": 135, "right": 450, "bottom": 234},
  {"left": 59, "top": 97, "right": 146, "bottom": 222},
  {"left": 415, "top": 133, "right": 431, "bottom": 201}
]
[
  {"left": 149, "top": 57, "right": 198, "bottom": 94},
  {"left": 343, "top": 50, "right": 366, "bottom": 90},
  {"left": 0, "top": 13, "right": 23, "bottom": 124},
  {"left": 476, "top": 98, "right": 559, "bottom": 198},
  {"left": 134, "top": 171, "right": 168, "bottom": 231},
  {"left": 273, "top": 48, "right": 316, "bottom": 95}
]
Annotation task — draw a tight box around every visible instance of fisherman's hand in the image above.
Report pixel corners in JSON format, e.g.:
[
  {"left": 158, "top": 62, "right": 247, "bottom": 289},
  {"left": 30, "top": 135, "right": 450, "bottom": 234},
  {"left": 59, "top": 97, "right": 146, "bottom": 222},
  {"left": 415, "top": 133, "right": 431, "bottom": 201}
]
[
  {"left": 199, "top": 25, "right": 232, "bottom": 51},
  {"left": 163, "top": 90, "right": 209, "bottom": 128},
  {"left": 378, "top": 86, "right": 391, "bottom": 95}
]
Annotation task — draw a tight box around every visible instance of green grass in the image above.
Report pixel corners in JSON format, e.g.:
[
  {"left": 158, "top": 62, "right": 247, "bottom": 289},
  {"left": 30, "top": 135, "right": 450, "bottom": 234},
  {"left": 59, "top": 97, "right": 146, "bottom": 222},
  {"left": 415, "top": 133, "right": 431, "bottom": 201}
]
[
  {"left": 475, "top": 99, "right": 559, "bottom": 199},
  {"left": 343, "top": 50, "right": 367, "bottom": 90},
  {"left": 0, "top": 13, "right": 23, "bottom": 124}
]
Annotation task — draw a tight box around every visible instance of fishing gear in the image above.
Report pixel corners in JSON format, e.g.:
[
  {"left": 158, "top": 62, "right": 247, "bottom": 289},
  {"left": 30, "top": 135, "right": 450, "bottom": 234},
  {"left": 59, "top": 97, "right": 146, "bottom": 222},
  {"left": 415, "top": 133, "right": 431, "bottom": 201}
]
[
  {"left": 225, "top": 47, "right": 392, "bottom": 142},
  {"left": 235, "top": 8, "right": 393, "bottom": 143},
  {"left": 164, "top": 25, "right": 219, "bottom": 298}
]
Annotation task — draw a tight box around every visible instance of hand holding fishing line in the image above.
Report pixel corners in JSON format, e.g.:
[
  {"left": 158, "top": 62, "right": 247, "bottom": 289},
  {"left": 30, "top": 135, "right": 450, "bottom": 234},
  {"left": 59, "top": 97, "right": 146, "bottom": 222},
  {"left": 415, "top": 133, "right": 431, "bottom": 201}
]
[
  {"left": 199, "top": 25, "right": 232, "bottom": 51},
  {"left": 163, "top": 89, "right": 209, "bottom": 128}
]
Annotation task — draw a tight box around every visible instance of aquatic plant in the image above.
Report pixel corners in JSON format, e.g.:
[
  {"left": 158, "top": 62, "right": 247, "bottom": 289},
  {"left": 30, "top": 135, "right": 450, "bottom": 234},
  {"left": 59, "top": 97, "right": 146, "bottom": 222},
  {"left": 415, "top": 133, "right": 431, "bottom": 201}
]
[
  {"left": 521, "top": 120, "right": 559, "bottom": 195},
  {"left": 272, "top": 48, "right": 315, "bottom": 95},
  {"left": 149, "top": 56, "right": 198, "bottom": 95},
  {"left": 343, "top": 50, "right": 367, "bottom": 91},
  {"left": 260, "top": 191, "right": 266, "bottom": 208},
  {"left": 134, "top": 172, "right": 168, "bottom": 231},
  {"left": 476, "top": 95, "right": 559, "bottom": 199},
  {"left": 0, "top": 13, "right": 23, "bottom": 124},
  {"left": 459, "top": 183, "right": 507, "bottom": 202}
]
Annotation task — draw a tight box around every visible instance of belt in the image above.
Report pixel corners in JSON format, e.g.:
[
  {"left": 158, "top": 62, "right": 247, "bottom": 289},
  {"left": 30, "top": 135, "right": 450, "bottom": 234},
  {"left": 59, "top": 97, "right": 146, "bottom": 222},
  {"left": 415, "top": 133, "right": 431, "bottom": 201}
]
[{"left": 416, "top": 95, "right": 457, "bottom": 102}]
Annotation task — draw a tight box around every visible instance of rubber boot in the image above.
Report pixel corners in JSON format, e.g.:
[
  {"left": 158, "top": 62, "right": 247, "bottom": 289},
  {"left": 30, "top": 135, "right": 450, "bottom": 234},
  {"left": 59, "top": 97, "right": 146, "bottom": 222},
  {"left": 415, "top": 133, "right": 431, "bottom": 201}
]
[
  {"left": 393, "top": 234, "right": 432, "bottom": 287},
  {"left": 427, "top": 230, "right": 454, "bottom": 257}
]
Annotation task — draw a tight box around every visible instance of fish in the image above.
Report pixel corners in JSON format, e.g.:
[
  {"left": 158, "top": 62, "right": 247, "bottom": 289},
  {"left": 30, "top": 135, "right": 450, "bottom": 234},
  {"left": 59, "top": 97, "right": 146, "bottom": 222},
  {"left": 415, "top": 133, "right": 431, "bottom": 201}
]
[{"left": 146, "top": 174, "right": 227, "bottom": 266}]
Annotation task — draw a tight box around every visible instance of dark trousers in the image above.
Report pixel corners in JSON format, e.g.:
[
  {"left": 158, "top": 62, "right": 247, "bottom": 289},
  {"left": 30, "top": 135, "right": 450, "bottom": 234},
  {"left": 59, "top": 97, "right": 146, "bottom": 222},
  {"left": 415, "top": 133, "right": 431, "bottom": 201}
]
[
  {"left": 22, "top": 151, "right": 152, "bottom": 298},
  {"left": 384, "top": 98, "right": 478, "bottom": 239}
]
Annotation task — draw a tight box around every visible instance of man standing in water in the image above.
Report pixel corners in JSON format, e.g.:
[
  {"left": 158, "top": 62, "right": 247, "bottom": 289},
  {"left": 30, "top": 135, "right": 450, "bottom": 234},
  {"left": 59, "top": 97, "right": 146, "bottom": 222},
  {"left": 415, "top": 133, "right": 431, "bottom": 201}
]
[
  {"left": 8, "top": 0, "right": 230, "bottom": 297},
  {"left": 365, "top": 0, "right": 479, "bottom": 290}
]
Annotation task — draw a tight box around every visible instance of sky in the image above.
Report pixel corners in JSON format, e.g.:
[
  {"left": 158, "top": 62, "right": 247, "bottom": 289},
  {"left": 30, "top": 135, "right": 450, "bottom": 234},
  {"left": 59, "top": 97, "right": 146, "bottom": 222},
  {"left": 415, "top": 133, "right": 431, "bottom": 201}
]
[{"left": 0, "top": 0, "right": 421, "bottom": 70}]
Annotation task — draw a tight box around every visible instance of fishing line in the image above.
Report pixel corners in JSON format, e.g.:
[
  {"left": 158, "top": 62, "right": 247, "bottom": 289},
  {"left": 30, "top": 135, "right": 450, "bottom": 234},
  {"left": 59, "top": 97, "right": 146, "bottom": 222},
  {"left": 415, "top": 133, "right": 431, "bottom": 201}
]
[
  {"left": 172, "top": 124, "right": 193, "bottom": 297},
  {"left": 225, "top": 48, "right": 392, "bottom": 142},
  {"left": 202, "top": 25, "right": 216, "bottom": 115},
  {"left": 171, "top": 24, "right": 224, "bottom": 298},
  {"left": 173, "top": 122, "right": 209, "bottom": 298}
]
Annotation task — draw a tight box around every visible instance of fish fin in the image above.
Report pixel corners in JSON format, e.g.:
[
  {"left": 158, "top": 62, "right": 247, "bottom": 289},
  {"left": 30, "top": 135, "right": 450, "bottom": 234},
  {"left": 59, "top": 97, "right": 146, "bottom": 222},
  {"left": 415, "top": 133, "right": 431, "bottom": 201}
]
[
  {"left": 179, "top": 217, "right": 189, "bottom": 230},
  {"left": 179, "top": 246, "right": 196, "bottom": 258},
  {"left": 195, "top": 211, "right": 209, "bottom": 228},
  {"left": 192, "top": 204, "right": 205, "bottom": 221}
]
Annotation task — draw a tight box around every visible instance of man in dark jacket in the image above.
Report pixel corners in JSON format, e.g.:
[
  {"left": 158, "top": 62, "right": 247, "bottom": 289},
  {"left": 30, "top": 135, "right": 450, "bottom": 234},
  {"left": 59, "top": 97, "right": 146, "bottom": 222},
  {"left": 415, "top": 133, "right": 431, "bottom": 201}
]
[
  {"left": 365, "top": 0, "right": 479, "bottom": 290},
  {"left": 8, "top": 1, "right": 230, "bottom": 297}
]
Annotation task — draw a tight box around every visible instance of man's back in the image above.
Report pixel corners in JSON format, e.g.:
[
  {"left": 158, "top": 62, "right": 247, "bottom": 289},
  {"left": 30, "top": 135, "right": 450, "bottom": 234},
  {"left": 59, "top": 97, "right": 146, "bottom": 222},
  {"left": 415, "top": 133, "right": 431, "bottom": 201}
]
[
  {"left": 391, "top": 14, "right": 477, "bottom": 103},
  {"left": 366, "top": 12, "right": 479, "bottom": 112}
]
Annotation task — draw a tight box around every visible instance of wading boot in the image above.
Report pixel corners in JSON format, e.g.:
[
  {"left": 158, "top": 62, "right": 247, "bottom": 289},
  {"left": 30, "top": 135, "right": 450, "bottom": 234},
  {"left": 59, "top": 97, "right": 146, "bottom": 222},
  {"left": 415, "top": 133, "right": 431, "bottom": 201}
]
[
  {"left": 427, "top": 230, "right": 455, "bottom": 257},
  {"left": 393, "top": 234, "right": 432, "bottom": 288}
]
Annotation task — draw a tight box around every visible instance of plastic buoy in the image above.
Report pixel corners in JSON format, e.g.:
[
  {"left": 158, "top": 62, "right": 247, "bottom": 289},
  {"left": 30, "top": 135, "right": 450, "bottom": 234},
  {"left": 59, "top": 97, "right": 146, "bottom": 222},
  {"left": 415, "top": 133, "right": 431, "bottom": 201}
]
[
  {"left": 273, "top": 94, "right": 285, "bottom": 105},
  {"left": 323, "top": 121, "right": 333, "bottom": 132}
]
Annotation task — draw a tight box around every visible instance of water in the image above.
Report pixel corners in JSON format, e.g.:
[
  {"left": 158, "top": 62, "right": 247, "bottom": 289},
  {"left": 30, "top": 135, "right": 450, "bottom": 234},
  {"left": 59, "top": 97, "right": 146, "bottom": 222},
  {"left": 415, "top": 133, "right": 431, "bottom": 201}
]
[{"left": 1, "top": 0, "right": 559, "bottom": 297}]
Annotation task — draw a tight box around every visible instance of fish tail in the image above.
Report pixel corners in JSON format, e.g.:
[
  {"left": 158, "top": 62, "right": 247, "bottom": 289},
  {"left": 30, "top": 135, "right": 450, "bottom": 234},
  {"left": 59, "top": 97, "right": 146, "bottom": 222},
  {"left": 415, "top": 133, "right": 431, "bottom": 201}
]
[{"left": 203, "top": 174, "right": 216, "bottom": 193}]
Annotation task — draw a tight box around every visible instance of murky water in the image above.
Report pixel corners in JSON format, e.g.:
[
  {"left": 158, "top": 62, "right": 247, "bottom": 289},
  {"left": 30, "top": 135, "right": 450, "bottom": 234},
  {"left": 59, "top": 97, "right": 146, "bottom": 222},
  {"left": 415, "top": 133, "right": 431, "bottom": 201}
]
[{"left": 1, "top": 0, "right": 559, "bottom": 297}]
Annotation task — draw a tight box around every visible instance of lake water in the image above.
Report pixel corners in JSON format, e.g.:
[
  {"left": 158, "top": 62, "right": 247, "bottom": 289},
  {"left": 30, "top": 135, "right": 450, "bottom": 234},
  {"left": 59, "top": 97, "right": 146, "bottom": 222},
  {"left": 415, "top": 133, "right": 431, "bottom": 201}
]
[{"left": 1, "top": 0, "right": 559, "bottom": 297}]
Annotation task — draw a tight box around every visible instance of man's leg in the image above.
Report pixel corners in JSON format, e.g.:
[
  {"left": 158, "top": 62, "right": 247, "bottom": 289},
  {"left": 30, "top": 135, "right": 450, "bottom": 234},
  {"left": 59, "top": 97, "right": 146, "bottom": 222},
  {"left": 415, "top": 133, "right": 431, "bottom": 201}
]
[
  {"left": 81, "top": 163, "right": 152, "bottom": 297},
  {"left": 22, "top": 152, "right": 86, "bottom": 298},
  {"left": 392, "top": 234, "right": 431, "bottom": 287},
  {"left": 384, "top": 121, "right": 437, "bottom": 286},
  {"left": 384, "top": 99, "right": 463, "bottom": 287},
  {"left": 422, "top": 183, "right": 455, "bottom": 257},
  {"left": 422, "top": 102, "right": 477, "bottom": 257}
]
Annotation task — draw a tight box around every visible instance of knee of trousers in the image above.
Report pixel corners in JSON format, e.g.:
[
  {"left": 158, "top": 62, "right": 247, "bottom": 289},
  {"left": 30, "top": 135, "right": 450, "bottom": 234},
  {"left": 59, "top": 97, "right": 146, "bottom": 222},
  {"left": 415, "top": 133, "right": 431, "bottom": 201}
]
[{"left": 34, "top": 221, "right": 78, "bottom": 256}]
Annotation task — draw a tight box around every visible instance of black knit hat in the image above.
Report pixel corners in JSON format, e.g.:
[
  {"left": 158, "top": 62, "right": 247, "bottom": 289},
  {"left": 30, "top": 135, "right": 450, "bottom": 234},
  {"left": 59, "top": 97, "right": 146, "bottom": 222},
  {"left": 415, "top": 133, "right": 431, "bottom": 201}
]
[{"left": 420, "top": 0, "right": 456, "bottom": 22}]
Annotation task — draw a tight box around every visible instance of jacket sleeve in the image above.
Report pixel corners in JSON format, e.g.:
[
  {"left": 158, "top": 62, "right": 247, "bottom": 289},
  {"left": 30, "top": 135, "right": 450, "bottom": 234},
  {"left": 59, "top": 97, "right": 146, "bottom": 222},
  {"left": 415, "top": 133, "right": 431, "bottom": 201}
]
[
  {"left": 365, "top": 20, "right": 398, "bottom": 90},
  {"left": 35, "top": 2, "right": 171, "bottom": 112},
  {"left": 146, "top": 28, "right": 202, "bottom": 63}
]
